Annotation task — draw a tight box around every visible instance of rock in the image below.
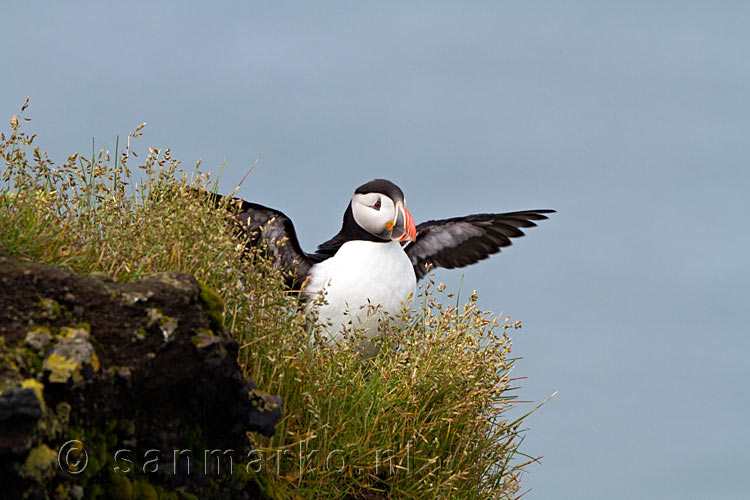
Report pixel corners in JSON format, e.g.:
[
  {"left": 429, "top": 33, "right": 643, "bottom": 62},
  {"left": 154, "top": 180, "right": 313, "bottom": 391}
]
[
  {"left": 0, "top": 385, "right": 43, "bottom": 422},
  {"left": 0, "top": 252, "right": 282, "bottom": 499},
  {"left": 0, "top": 382, "right": 45, "bottom": 454},
  {"left": 24, "top": 327, "right": 52, "bottom": 351},
  {"left": 42, "top": 329, "right": 100, "bottom": 385}
]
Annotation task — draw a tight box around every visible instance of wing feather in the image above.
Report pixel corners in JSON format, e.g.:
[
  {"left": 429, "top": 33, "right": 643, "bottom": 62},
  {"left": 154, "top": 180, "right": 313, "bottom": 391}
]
[
  {"left": 403, "top": 210, "right": 555, "bottom": 280},
  {"left": 202, "top": 191, "right": 317, "bottom": 289}
]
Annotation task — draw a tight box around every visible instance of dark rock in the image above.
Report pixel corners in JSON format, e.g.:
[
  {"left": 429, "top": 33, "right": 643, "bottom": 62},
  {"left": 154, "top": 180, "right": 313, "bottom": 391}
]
[
  {"left": 0, "top": 252, "right": 282, "bottom": 499},
  {"left": 0, "top": 387, "right": 43, "bottom": 422},
  {"left": 0, "top": 386, "right": 43, "bottom": 454}
]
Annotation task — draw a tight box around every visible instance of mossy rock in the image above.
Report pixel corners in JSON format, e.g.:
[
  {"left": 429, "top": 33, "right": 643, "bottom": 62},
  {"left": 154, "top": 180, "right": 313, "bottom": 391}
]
[
  {"left": 0, "top": 253, "right": 282, "bottom": 499},
  {"left": 198, "top": 281, "right": 225, "bottom": 329}
]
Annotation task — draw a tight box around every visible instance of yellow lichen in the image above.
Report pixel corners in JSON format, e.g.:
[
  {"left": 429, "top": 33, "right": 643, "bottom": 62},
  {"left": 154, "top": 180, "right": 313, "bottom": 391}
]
[
  {"left": 21, "top": 378, "right": 45, "bottom": 412},
  {"left": 44, "top": 352, "right": 81, "bottom": 384},
  {"left": 19, "top": 444, "right": 57, "bottom": 481},
  {"left": 90, "top": 350, "right": 100, "bottom": 372},
  {"left": 25, "top": 326, "right": 53, "bottom": 351},
  {"left": 59, "top": 326, "right": 90, "bottom": 341},
  {"left": 43, "top": 347, "right": 99, "bottom": 385},
  {"left": 54, "top": 483, "right": 70, "bottom": 500},
  {"left": 248, "top": 388, "right": 280, "bottom": 413},
  {"left": 38, "top": 297, "right": 61, "bottom": 318}
]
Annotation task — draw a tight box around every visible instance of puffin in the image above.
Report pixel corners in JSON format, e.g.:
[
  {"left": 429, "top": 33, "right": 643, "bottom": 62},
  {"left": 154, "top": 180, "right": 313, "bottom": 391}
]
[{"left": 223, "top": 179, "right": 554, "bottom": 345}]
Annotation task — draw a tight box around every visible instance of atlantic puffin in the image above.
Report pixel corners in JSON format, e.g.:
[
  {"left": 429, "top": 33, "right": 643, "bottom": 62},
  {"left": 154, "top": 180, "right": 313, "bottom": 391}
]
[{"left": 223, "top": 179, "right": 554, "bottom": 345}]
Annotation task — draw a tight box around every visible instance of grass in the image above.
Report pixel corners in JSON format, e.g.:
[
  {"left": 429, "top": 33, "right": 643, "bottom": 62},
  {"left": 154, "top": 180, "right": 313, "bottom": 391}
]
[{"left": 1, "top": 101, "right": 539, "bottom": 499}]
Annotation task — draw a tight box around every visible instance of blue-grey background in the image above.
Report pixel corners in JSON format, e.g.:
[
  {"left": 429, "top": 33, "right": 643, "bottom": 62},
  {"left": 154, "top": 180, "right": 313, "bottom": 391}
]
[{"left": 3, "top": 2, "right": 748, "bottom": 498}]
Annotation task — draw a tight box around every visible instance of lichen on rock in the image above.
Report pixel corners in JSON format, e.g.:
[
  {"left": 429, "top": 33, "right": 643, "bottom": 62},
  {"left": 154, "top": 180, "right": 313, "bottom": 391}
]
[
  {"left": 19, "top": 443, "right": 57, "bottom": 481},
  {"left": 42, "top": 327, "right": 100, "bottom": 385},
  {"left": 25, "top": 326, "right": 52, "bottom": 351},
  {"left": 0, "top": 252, "right": 282, "bottom": 499},
  {"left": 145, "top": 307, "right": 179, "bottom": 343}
]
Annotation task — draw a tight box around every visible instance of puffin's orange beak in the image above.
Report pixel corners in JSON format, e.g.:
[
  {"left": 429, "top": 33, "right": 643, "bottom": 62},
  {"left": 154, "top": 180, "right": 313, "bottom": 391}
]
[{"left": 391, "top": 201, "right": 417, "bottom": 242}]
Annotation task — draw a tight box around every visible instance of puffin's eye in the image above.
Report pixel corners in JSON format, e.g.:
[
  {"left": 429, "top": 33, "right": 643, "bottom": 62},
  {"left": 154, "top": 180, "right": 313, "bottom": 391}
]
[{"left": 372, "top": 199, "right": 381, "bottom": 211}]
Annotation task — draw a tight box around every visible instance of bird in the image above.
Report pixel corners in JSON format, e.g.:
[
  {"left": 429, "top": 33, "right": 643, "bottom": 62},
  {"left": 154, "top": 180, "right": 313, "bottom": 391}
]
[{"left": 220, "top": 179, "right": 554, "bottom": 347}]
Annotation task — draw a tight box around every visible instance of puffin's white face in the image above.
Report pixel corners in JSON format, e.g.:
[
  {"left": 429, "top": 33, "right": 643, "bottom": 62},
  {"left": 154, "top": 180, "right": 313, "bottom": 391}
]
[
  {"left": 351, "top": 192, "right": 417, "bottom": 242},
  {"left": 351, "top": 192, "right": 396, "bottom": 239}
]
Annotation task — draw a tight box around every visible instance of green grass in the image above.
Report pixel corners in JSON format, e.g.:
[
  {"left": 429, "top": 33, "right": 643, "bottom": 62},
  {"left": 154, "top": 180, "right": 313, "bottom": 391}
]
[{"left": 1, "top": 102, "right": 539, "bottom": 499}]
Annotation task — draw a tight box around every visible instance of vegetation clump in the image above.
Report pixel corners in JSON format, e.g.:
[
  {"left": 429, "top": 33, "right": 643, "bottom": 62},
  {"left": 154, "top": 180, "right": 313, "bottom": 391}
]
[{"left": 1, "top": 101, "right": 539, "bottom": 499}]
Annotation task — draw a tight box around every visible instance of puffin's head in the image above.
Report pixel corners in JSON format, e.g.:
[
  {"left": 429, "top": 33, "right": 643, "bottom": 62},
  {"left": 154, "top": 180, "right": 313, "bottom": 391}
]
[{"left": 350, "top": 179, "right": 417, "bottom": 242}]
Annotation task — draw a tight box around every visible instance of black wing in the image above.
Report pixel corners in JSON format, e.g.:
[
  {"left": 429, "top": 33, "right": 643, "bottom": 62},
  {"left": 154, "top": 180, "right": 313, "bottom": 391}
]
[
  {"left": 205, "top": 191, "right": 319, "bottom": 289},
  {"left": 403, "top": 210, "right": 555, "bottom": 280}
]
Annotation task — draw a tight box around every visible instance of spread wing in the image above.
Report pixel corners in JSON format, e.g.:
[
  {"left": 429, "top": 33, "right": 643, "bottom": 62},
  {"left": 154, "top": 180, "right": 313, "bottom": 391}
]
[
  {"left": 403, "top": 210, "right": 555, "bottom": 280},
  {"left": 206, "top": 192, "right": 318, "bottom": 289}
]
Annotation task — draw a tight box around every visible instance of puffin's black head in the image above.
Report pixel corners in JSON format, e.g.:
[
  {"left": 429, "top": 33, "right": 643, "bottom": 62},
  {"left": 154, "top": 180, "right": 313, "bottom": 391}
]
[
  {"left": 354, "top": 179, "right": 405, "bottom": 205},
  {"left": 348, "top": 179, "right": 416, "bottom": 242}
]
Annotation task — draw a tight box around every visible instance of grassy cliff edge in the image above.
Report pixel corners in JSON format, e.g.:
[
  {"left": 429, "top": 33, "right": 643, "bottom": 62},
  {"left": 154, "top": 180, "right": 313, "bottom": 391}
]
[{"left": 0, "top": 103, "right": 539, "bottom": 499}]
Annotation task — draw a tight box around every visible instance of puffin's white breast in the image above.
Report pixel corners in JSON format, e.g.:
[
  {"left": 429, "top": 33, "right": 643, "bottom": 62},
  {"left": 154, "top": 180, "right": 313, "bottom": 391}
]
[{"left": 305, "top": 240, "right": 416, "bottom": 344}]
